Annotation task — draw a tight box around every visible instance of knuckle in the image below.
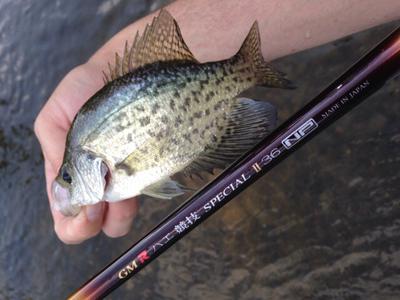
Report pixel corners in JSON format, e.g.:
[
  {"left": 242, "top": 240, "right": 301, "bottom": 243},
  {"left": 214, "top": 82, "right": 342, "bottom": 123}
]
[
  {"left": 64, "top": 65, "right": 84, "bottom": 81},
  {"left": 65, "top": 64, "right": 93, "bottom": 84},
  {"left": 33, "top": 115, "right": 44, "bottom": 140}
]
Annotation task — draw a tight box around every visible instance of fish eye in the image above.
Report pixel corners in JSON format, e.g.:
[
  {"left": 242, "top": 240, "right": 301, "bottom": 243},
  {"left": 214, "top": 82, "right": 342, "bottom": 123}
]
[{"left": 62, "top": 169, "right": 72, "bottom": 184}]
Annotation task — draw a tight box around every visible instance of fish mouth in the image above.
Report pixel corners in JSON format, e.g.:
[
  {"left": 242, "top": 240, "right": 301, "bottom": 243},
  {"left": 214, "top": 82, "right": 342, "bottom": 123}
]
[{"left": 51, "top": 181, "right": 81, "bottom": 216}]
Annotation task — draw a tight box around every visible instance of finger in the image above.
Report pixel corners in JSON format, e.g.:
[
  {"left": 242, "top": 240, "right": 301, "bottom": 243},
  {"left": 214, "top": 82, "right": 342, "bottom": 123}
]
[
  {"left": 34, "top": 67, "right": 93, "bottom": 174},
  {"left": 102, "top": 198, "right": 138, "bottom": 238},
  {"left": 34, "top": 116, "right": 66, "bottom": 176},
  {"left": 43, "top": 158, "right": 105, "bottom": 244},
  {"left": 53, "top": 202, "right": 105, "bottom": 244}
]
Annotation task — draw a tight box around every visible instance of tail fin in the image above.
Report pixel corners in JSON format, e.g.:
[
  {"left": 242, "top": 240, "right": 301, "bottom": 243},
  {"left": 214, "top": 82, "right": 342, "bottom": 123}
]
[{"left": 237, "top": 22, "right": 295, "bottom": 89}]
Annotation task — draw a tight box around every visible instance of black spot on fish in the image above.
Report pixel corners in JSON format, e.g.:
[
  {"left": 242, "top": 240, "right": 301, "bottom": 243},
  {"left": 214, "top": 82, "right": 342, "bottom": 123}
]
[
  {"left": 246, "top": 76, "right": 252, "bottom": 82},
  {"left": 193, "top": 111, "right": 202, "bottom": 119},
  {"left": 140, "top": 147, "right": 148, "bottom": 154},
  {"left": 178, "top": 81, "right": 187, "bottom": 88},
  {"left": 179, "top": 105, "right": 188, "bottom": 112},
  {"left": 200, "top": 79, "right": 209, "bottom": 88},
  {"left": 171, "top": 137, "right": 179, "bottom": 145},
  {"left": 191, "top": 91, "right": 200, "bottom": 103},
  {"left": 152, "top": 103, "right": 160, "bottom": 114},
  {"left": 205, "top": 91, "right": 215, "bottom": 102},
  {"left": 225, "top": 86, "right": 232, "bottom": 92},
  {"left": 214, "top": 102, "right": 222, "bottom": 111},
  {"left": 211, "top": 135, "right": 218, "bottom": 142},
  {"left": 192, "top": 128, "right": 199, "bottom": 134},
  {"left": 136, "top": 105, "right": 145, "bottom": 112},
  {"left": 115, "top": 162, "right": 135, "bottom": 176},
  {"left": 169, "top": 99, "right": 176, "bottom": 110},
  {"left": 127, "top": 133, "right": 133, "bottom": 142},
  {"left": 233, "top": 77, "right": 238, "bottom": 82},
  {"left": 175, "top": 116, "right": 183, "bottom": 127},
  {"left": 205, "top": 108, "right": 210, "bottom": 116},
  {"left": 188, "top": 117, "right": 194, "bottom": 126},
  {"left": 161, "top": 115, "right": 168, "bottom": 123},
  {"left": 165, "top": 126, "right": 172, "bottom": 136},
  {"left": 183, "top": 133, "right": 192, "bottom": 142},
  {"left": 184, "top": 97, "right": 191, "bottom": 106},
  {"left": 139, "top": 116, "right": 151, "bottom": 126},
  {"left": 116, "top": 124, "right": 125, "bottom": 132},
  {"left": 173, "top": 90, "right": 180, "bottom": 98},
  {"left": 222, "top": 68, "right": 228, "bottom": 76},
  {"left": 156, "top": 131, "right": 164, "bottom": 139},
  {"left": 148, "top": 130, "right": 156, "bottom": 137}
]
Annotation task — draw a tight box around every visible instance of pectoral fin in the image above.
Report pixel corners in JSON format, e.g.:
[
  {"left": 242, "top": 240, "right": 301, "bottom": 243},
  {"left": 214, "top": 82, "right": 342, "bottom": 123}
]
[
  {"left": 184, "top": 97, "right": 277, "bottom": 176},
  {"left": 142, "top": 177, "right": 188, "bottom": 200}
]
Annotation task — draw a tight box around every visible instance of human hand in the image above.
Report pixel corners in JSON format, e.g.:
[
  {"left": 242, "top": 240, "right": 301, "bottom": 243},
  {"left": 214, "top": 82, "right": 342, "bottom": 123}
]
[
  {"left": 34, "top": 49, "right": 142, "bottom": 245},
  {"left": 34, "top": 63, "right": 139, "bottom": 244},
  {"left": 34, "top": 0, "right": 400, "bottom": 245}
]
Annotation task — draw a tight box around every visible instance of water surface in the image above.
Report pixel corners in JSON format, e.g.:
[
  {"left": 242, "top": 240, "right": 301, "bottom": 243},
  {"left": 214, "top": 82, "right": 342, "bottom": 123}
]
[{"left": 0, "top": 1, "right": 399, "bottom": 299}]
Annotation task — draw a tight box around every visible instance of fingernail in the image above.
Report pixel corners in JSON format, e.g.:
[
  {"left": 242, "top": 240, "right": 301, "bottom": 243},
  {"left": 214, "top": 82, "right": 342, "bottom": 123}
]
[{"left": 86, "top": 203, "right": 104, "bottom": 222}]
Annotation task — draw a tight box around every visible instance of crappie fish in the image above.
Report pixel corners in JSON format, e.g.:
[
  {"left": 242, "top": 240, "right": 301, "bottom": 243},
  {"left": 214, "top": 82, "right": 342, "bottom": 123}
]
[{"left": 52, "top": 10, "right": 293, "bottom": 216}]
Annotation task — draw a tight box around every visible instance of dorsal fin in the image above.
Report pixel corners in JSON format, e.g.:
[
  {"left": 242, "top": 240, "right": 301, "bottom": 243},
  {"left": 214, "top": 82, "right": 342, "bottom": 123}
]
[{"left": 103, "top": 9, "right": 198, "bottom": 83}]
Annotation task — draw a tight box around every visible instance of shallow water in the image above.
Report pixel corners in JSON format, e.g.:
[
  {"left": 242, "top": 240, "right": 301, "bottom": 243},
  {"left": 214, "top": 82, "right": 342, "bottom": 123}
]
[{"left": 0, "top": 1, "right": 399, "bottom": 299}]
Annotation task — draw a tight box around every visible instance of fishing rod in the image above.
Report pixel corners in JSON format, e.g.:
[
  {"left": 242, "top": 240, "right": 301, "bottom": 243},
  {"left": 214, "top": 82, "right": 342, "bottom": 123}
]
[{"left": 69, "top": 26, "right": 400, "bottom": 299}]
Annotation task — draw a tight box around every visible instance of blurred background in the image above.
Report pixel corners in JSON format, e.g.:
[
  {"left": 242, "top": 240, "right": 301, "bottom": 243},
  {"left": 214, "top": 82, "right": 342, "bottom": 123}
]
[{"left": 0, "top": 0, "right": 399, "bottom": 299}]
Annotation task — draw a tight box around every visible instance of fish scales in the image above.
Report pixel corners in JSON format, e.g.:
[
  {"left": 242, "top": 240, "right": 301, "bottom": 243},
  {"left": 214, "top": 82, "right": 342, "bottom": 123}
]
[
  {"left": 84, "top": 58, "right": 255, "bottom": 173},
  {"left": 52, "top": 10, "right": 292, "bottom": 215}
]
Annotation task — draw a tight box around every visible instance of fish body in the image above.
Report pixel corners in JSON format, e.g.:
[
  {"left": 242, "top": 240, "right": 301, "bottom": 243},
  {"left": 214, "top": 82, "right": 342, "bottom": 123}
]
[{"left": 53, "top": 10, "right": 292, "bottom": 216}]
